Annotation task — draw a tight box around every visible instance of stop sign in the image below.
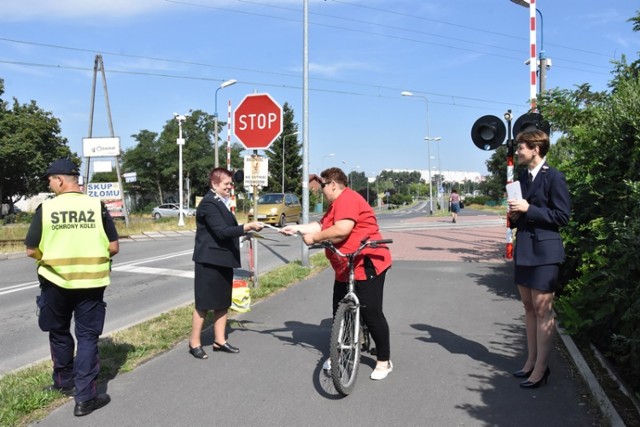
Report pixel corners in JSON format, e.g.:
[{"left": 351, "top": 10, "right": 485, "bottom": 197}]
[{"left": 233, "top": 93, "right": 283, "bottom": 150}]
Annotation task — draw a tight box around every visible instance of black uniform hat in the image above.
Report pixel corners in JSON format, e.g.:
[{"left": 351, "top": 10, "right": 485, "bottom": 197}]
[{"left": 41, "top": 158, "right": 81, "bottom": 180}]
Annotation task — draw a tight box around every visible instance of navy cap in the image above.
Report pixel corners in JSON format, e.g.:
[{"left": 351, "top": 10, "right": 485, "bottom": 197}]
[{"left": 41, "top": 158, "right": 81, "bottom": 180}]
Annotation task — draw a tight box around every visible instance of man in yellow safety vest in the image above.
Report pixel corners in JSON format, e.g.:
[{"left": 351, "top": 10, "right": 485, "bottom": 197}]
[{"left": 25, "top": 158, "right": 119, "bottom": 417}]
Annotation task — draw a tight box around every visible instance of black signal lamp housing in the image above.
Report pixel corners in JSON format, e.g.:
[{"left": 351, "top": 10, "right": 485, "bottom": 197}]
[
  {"left": 471, "top": 115, "right": 506, "bottom": 151},
  {"left": 512, "top": 112, "right": 550, "bottom": 138}
]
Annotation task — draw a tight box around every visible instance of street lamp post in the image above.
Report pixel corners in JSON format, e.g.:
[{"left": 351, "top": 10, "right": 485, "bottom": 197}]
[
  {"left": 351, "top": 165, "right": 361, "bottom": 190},
  {"left": 174, "top": 113, "right": 188, "bottom": 227},
  {"left": 321, "top": 153, "right": 335, "bottom": 173},
  {"left": 366, "top": 175, "right": 370, "bottom": 206},
  {"left": 281, "top": 131, "right": 299, "bottom": 192},
  {"left": 432, "top": 137, "right": 444, "bottom": 211},
  {"left": 213, "top": 79, "right": 237, "bottom": 168},
  {"left": 320, "top": 153, "right": 335, "bottom": 207},
  {"left": 401, "top": 91, "right": 438, "bottom": 215},
  {"left": 340, "top": 160, "right": 351, "bottom": 186}
]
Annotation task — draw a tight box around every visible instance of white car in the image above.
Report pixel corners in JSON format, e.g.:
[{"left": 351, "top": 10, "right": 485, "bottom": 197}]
[{"left": 151, "top": 203, "right": 196, "bottom": 219}]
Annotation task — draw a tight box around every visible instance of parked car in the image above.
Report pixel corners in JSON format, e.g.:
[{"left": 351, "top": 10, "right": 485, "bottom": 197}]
[
  {"left": 247, "top": 193, "right": 301, "bottom": 227},
  {"left": 152, "top": 203, "right": 196, "bottom": 219}
]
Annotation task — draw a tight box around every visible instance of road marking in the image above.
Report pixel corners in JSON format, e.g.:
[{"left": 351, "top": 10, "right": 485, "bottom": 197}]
[
  {"left": 0, "top": 281, "right": 40, "bottom": 296},
  {"left": 113, "top": 265, "right": 194, "bottom": 278},
  {"left": 0, "top": 250, "right": 195, "bottom": 297}
]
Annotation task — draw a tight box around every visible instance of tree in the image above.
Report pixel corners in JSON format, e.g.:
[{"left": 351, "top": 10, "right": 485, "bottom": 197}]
[
  {"left": 479, "top": 146, "right": 527, "bottom": 201},
  {"left": 539, "top": 54, "right": 640, "bottom": 392},
  {"left": 0, "top": 78, "right": 74, "bottom": 214},
  {"left": 122, "top": 110, "right": 246, "bottom": 207},
  {"left": 265, "top": 103, "right": 301, "bottom": 194},
  {"left": 349, "top": 171, "right": 367, "bottom": 192}
]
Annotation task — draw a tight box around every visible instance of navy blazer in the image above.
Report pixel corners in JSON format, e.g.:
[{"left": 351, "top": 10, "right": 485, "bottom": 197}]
[
  {"left": 511, "top": 163, "right": 571, "bottom": 266},
  {"left": 192, "top": 190, "right": 246, "bottom": 268}
]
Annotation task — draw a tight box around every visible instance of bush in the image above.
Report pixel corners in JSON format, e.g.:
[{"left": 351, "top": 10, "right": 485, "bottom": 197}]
[
  {"left": 545, "top": 64, "right": 640, "bottom": 395},
  {"left": 464, "top": 195, "right": 491, "bottom": 205}
]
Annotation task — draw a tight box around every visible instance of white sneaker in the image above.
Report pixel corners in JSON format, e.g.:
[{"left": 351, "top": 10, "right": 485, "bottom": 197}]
[
  {"left": 370, "top": 361, "right": 393, "bottom": 380},
  {"left": 322, "top": 358, "right": 331, "bottom": 370}
]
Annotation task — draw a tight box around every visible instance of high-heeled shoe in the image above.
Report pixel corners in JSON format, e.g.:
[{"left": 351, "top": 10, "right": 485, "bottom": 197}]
[
  {"left": 213, "top": 342, "right": 239, "bottom": 354},
  {"left": 520, "top": 367, "right": 550, "bottom": 389},
  {"left": 513, "top": 368, "right": 533, "bottom": 378},
  {"left": 188, "top": 345, "right": 208, "bottom": 359}
]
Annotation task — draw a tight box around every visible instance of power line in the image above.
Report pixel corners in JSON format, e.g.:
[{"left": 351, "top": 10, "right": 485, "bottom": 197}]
[
  {"left": 167, "top": 0, "right": 612, "bottom": 71},
  {"left": 0, "top": 58, "right": 526, "bottom": 112},
  {"left": 325, "top": 0, "right": 616, "bottom": 59}
]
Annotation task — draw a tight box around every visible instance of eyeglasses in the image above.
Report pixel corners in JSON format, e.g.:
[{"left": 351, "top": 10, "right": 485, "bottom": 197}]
[{"left": 320, "top": 181, "right": 329, "bottom": 189}]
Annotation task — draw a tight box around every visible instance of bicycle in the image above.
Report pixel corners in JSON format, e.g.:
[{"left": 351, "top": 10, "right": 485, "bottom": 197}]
[{"left": 310, "top": 237, "right": 393, "bottom": 396}]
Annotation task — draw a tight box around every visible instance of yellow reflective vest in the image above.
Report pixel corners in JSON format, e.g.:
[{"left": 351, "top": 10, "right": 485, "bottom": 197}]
[{"left": 38, "top": 193, "right": 111, "bottom": 289}]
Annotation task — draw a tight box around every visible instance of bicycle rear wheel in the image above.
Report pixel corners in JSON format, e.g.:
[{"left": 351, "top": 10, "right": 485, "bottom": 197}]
[{"left": 330, "top": 300, "right": 361, "bottom": 396}]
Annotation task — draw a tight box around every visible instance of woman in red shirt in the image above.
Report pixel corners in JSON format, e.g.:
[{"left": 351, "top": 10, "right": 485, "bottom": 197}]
[{"left": 281, "top": 168, "right": 393, "bottom": 380}]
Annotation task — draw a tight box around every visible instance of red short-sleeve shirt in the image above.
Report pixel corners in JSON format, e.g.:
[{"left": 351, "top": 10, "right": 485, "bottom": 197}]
[{"left": 320, "top": 188, "right": 392, "bottom": 282}]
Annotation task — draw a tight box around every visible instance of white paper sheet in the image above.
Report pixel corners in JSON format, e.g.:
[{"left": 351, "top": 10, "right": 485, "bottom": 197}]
[{"left": 506, "top": 181, "right": 523, "bottom": 200}]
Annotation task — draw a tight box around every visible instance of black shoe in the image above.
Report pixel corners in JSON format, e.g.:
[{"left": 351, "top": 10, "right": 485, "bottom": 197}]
[
  {"left": 43, "top": 384, "right": 76, "bottom": 397},
  {"left": 74, "top": 393, "right": 111, "bottom": 417},
  {"left": 512, "top": 368, "right": 533, "bottom": 378},
  {"left": 188, "top": 345, "right": 208, "bottom": 359},
  {"left": 520, "top": 367, "right": 550, "bottom": 389},
  {"left": 213, "top": 342, "right": 239, "bottom": 354}
]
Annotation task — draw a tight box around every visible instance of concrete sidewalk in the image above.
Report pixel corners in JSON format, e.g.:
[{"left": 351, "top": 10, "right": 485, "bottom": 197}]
[{"left": 37, "top": 219, "right": 607, "bottom": 426}]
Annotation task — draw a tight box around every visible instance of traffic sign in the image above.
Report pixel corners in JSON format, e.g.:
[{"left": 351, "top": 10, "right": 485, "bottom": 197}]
[
  {"left": 233, "top": 93, "right": 283, "bottom": 149},
  {"left": 243, "top": 155, "right": 269, "bottom": 187}
]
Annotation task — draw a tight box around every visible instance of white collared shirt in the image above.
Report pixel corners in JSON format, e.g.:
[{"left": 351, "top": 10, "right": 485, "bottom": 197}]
[
  {"left": 529, "top": 157, "right": 546, "bottom": 182},
  {"left": 211, "top": 190, "right": 231, "bottom": 211}
]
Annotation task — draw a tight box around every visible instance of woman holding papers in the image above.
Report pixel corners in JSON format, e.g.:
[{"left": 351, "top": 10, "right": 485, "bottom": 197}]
[
  {"left": 507, "top": 129, "right": 571, "bottom": 389},
  {"left": 188, "top": 168, "right": 264, "bottom": 359}
]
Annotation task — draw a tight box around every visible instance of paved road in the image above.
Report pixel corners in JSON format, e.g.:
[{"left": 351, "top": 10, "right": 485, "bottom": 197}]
[{"left": 37, "top": 215, "right": 606, "bottom": 426}]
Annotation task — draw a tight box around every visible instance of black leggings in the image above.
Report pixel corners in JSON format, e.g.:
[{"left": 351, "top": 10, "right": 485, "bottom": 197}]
[{"left": 332, "top": 269, "right": 390, "bottom": 361}]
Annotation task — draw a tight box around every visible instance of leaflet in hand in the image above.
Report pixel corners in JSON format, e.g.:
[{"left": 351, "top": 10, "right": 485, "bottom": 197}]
[
  {"left": 506, "top": 181, "right": 523, "bottom": 200},
  {"left": 261, "top": 223, "right": 280, "bottom": 231}
]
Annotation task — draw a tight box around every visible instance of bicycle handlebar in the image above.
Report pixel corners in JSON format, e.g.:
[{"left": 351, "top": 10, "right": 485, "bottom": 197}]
[{"left": 309, "top": 237, "right": 393, "bottom": 258}]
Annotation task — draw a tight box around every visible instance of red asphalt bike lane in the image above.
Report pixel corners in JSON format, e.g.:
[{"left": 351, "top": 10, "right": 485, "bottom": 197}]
[{"left": 382, "top": 214, "right": 508, "bottom": 263}]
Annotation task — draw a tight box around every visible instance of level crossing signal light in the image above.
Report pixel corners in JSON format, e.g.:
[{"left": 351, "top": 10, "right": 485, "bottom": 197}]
[
  {"left": 470, "top": 111, "right": 549, "bottom": 261},
  {"left": 471, "top": 115, "right": 506, "bottom": 151},
  {"left": 470, "top": 112, "right": 549, "bottom": 151},
  {"left": 512, "top": 113, "right": 550, "bottom": 139}
]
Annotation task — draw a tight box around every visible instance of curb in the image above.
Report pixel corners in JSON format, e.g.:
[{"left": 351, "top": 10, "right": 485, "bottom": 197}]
[{"left": 556, "top": 320, "right": 626, "bottom": 426}]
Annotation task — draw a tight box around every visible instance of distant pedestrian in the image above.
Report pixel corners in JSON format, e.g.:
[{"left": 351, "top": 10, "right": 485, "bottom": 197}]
[
  {"left": 25, "top": 158, "right": 119, "bottom": 416},
  {"left": 188, "top": 168, "right": 264, "bottom": 359},
  {"left": 507, "top": 129, "right": 571, "bottom": 389},
  {"left": 449, "top": 189, "right": 461, "bottom": 223}
]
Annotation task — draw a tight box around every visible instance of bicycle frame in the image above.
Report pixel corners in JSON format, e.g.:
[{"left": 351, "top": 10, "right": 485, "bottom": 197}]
[
  {"left": 341, "top": 250, "right": 362, "bottom": 347},
  {"left": 310, "top": 236, "right": 392, "bottom": 396}
]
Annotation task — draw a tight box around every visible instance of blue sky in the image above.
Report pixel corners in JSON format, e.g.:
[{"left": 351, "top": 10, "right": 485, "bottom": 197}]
[{"left": 1, "top": 0, "right": 638, "bottom": 178}]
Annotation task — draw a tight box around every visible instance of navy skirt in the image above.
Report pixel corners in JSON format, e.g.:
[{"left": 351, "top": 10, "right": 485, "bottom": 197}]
[
  {"left": 514, "top": 264, "right": 559, "bottom": 293},
  {"left": 194, "top": 263, "right": 234, "bottom": 310}
]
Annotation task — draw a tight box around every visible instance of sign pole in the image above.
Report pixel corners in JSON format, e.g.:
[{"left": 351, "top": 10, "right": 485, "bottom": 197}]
[
  {"left": 227, "top": 99, "right": 236, "bottom": 214},
  {"left": 251, "top": 150, "right": 259, "bottom": 288},
  {"left": 505, "top": 111, "right": 514, "bottom": 260}
]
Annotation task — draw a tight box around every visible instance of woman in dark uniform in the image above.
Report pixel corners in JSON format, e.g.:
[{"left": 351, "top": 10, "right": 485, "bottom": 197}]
[
  {"left": 507, "top": 129, "right": 571, "bottom": 388},
  {"left": 188, "top": 168, "right": 263, "bottom": 359}
]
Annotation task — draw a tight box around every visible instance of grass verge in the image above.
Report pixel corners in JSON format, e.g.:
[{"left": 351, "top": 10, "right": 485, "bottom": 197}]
[{"left": 0, "top": 253, "right": 329, "bottom": 427}]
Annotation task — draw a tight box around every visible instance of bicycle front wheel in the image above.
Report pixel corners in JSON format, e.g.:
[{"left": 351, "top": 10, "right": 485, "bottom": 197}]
[{"left": 330, "top": 300, "right": 361, "bottom": 396}]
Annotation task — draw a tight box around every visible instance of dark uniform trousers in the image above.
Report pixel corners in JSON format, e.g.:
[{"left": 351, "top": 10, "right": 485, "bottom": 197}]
[{"left": 37, "top": 278, "right": 107, "bottom": 402}]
